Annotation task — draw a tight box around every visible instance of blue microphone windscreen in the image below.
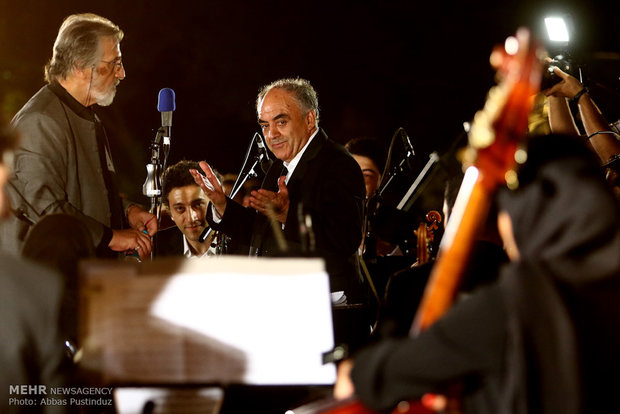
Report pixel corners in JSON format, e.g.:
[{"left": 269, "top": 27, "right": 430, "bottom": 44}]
[{"left": 157, "top": 88, "right": 176, "bottom": 112}]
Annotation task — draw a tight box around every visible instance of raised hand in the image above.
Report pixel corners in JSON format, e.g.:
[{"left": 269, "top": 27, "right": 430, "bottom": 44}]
[
  {"left": 189, "top": 161, "right": 227, "bottom": 216},
  {"left": 542, "top": 66, "right": 583, "bottom": 99},
  {"left": 249, "top": 175, "right": 289, "bottom": 224}
]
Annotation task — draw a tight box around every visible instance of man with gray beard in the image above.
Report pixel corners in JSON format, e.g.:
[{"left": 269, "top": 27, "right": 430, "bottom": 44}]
[{"left": 0, "top": 13, "right": 156, "bottom": 259}]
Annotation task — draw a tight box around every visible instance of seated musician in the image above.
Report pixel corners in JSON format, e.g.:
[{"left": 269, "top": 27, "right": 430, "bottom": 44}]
[
  {"left": 345, "top": 136, "right": 402, "bottom": 260},
  {"left": 158, "top": 160, "right": 218, "bottom": 258},
  {"left": 334, "top": 134, "right": 620, "bottom": 413},
  {"left": 345, "top": 137, "right": 386, "bottom": 199}
]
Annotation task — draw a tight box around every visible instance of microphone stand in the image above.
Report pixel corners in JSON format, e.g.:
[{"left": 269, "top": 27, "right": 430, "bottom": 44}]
[
  {"left": 142, "top": 126, "right": 170, "bottom": 260},
  {"left": 198, "top": 133, "right": 268, "bottom": 250},
  {"left": 363, "top": 128, "right": 413, "bottom": 261},
  {"left": 397, "top": 152, "right": 440, "bottom": 211}
]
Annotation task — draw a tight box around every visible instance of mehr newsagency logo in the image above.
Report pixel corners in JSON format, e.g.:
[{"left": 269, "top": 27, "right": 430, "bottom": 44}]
[{"left": 8, "top": 385, "right": 114, "bottom": 408}]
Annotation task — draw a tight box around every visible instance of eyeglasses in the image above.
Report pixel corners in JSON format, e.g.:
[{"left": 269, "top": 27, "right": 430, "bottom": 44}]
[{"left": 100, "top": 59, "right": 124, "bottom": 72}]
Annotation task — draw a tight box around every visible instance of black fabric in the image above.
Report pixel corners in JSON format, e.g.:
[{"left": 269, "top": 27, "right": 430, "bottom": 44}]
[
  {"left": 48, "top": 82, "right": 94, "bottom": 122},
  {"left": 21, "top": 214, "right": 96, "bottom": 343},
  {"left": 499, "top": 262, "right": 580, "bottom": 414},
  {"left": 377, "top": 241, "right": 507, "bottom": 339},
  {"left": 496, "top": 134, "right": 620, "bottom": 413},
  {"left": 154, "top": 226, "right": 184, "bottom": 257},
  {"left": 353, "top": 284, "right": 508, "bottom": 413},
  {"left": 0, "top": 253, "right": 71, "bottom": 413},
  {"left": 351, "top": 134, "right": 620, "bottom": 413},
  {"left": 376, "top": 262, "right": 432, "bottom": 338},
  {"left": 92, "top": 117, "right": 124, "bottom": 230}
]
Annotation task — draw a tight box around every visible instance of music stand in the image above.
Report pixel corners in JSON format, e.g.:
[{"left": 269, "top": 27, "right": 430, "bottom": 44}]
[{"left": 78, "top": 257, "right": 337, "bottom": 412}]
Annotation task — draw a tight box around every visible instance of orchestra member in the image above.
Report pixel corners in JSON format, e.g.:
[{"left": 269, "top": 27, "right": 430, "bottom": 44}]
[
  {"left": 345, "top": 137, "right": 386, "bottom": 198},
  {"left": 159, "top": 160, "right": 217, "bottom": 258}
]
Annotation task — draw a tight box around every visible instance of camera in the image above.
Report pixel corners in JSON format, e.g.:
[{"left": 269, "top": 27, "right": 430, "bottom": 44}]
[{"left": 541, "top": 55, "right": 572, "bottom": 90}]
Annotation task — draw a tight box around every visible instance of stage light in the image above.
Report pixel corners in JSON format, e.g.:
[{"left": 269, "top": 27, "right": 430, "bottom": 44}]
[{"left": 544, "top": 17, "right": 570, "bottom": 42}]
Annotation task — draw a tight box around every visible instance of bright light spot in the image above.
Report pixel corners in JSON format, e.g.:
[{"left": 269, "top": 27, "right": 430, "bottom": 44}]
[
  {"left": 545, "top": 17, "right": 570, "bottom": 42},
  {"left": 514, "top": 148, "right": 528, "bottom": 164},
  {"left": 463, "top": 121, "right": 471, "bottom": 132},
  {"left": 505, "top": 170, "right": 519, "bottom": 189},
  {"left": 505, "top": 36, "right": 519, "bottom": 55}
]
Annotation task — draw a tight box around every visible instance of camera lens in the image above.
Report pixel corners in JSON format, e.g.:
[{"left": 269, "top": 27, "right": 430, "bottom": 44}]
[{"left": 541, "top": 55, "right": 571, "bottom": 90}]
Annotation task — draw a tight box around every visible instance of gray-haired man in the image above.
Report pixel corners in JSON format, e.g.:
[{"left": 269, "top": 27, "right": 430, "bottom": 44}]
[{"left": 0, "top": 13, "right": 156, "bottom": 259}]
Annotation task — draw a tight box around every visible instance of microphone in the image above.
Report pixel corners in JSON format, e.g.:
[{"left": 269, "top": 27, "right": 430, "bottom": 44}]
[
  {"left": 157, "top": 88, "right": 176, "bottom": 143},
  {"left": 143, "top": 88, "right": 175, "bottom": 199},
  {"left": 399, "top": 128, "right": 415, "bottom": 169},
  {"left": 255, "top": 133, "right": 273, "bottom": 174},
  {"left": 400, "top": 128, "right": 415, "bottom": 157}
]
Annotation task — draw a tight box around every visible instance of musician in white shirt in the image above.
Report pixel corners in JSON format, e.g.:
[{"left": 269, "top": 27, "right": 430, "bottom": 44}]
[{"left": 162, "top": 160, "right": 217, "bottom": 258}]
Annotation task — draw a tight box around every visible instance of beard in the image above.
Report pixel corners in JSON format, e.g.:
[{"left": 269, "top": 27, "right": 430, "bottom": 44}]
[
  {"left": 89, "top": 76, "right": 119, "bottom": 107},
  {"left": 92, "top": 84, "right": 117, "bottom": 107}
]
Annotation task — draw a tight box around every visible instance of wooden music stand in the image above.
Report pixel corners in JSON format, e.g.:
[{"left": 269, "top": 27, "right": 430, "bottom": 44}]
[{"left": 77, "top": 257, "right": 337, "bottom": 412}]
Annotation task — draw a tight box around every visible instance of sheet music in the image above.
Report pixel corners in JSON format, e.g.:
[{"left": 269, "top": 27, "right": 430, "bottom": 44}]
[{"left": 79, "top": 257, "right": 336, "bottom": 386}]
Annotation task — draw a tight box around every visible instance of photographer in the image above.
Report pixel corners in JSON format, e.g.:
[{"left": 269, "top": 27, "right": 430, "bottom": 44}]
[{"left": 543, "top": 66, "right": 620, "bottom": 169}]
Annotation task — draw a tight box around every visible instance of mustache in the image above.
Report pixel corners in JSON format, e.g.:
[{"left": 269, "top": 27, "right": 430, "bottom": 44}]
[{"left": 185, "top": 220, "right": 205, "bottom": 228}]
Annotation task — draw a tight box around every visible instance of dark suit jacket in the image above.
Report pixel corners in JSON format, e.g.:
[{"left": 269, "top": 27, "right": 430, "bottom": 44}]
[
  {"left": 154, "top": 227, "right": 185, "bottom": 257},
  {"left": 208, "top": 129, "right": 366, "bottom": 301}
]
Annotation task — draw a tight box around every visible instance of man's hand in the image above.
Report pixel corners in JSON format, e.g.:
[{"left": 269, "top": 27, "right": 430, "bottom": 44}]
[
  {"left": 542, "top": 66, "right": 583, "bottom": 99},
  {"left": 190, "top": 161, "right": 227, "bottom": 216},
  {"left": 109, "top": 228, "right": 152, "bottom": 260},
  {"left": 249, "top": 176, "right": 289, "bottom": 224},
  {"left": 127, "top": 205, "right": 157, "bottom": 236},
  {"left": 333, "top": 359, "right": 356, "bottom": 400}
]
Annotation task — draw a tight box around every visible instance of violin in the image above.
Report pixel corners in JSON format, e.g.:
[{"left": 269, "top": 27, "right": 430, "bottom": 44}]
[{"left": 412, "top": 210, "right": 442, "bottom": 267}]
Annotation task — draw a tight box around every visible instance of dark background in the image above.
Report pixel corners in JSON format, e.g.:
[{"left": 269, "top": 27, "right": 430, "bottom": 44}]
[{"left": 1, "top": 0, "right": 619, "bottom": 218}]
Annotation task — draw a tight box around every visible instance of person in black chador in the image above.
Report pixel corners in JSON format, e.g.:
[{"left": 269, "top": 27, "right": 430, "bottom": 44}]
[{"left": 335, "top": 134, "right": 620, "bottom": 414}]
